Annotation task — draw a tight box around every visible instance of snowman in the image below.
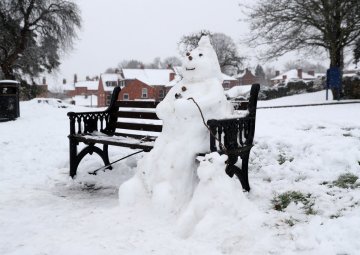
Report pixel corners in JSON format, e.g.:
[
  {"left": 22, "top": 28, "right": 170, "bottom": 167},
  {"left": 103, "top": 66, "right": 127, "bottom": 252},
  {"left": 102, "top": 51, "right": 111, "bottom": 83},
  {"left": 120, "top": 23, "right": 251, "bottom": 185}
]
[{"left": 119, "top": 36, "right": 233, "bottom": 212}]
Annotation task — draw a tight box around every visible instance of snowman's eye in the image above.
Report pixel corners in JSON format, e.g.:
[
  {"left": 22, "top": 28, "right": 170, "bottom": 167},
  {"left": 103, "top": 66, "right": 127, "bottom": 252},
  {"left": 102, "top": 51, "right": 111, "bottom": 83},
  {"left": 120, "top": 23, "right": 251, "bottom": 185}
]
[{"left": 199, "top": 53, "right": 203, "bottom": 57}]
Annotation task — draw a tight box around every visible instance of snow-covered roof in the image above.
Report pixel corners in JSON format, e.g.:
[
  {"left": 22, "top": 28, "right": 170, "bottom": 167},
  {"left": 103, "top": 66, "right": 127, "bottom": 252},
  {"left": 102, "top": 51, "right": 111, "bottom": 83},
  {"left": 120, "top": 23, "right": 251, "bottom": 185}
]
[
  {"left": 73, "top": 95, "right": 98, "bottom": 107},
  {"left": 122, "top": 69, "right": 173, "bottom": 86},
  {"left": 222, "top": 73, "right": 237, "bottom": 81},
  {"left": 75, "top": 80, "right": 99, "bottom": 90},
  {"left": 63, "top": 83, "right": 75, "bottom": 91},
  {"left": 101, "top": 73, "right": 121, "bottom": 83},
  {"left": 101, "top": 73, "right": 122, "bottom": 92},
  {"left": 315, "top": 73, "right": 326, "bottom": 78},
  {"left": 271, "top": 69, "right": 315, "bottom": 81}
]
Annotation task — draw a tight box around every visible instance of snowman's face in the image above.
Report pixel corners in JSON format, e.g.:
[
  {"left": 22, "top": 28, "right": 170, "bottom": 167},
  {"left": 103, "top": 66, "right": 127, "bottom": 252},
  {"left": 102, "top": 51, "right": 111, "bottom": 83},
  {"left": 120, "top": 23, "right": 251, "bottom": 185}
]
[{"left": 182, "top": 36, "right": 222, "bottom": 83}]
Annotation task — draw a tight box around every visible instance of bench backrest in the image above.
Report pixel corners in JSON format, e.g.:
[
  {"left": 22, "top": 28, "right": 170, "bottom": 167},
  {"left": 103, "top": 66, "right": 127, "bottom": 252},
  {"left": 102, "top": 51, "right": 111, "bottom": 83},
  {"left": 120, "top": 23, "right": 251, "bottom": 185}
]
[{"left": 108, "top": 100, "right": 162, "bottom": 140}]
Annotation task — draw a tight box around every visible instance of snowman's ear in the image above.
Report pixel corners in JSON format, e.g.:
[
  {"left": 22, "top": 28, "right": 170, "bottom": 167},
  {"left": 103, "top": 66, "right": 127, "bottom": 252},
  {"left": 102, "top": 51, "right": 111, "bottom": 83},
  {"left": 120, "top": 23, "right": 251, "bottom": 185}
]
[{"left": 198, "top": 35, "right": 211, "bottom": 47}]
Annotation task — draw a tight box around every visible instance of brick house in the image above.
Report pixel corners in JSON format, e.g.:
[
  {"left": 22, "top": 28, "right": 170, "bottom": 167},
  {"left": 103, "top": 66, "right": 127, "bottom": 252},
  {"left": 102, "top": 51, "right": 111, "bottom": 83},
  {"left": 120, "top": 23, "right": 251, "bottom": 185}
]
[
  {"left": 63, "top": 80, "right": 98, "bottom": 98},
  {"left": 63, "top": 73, "right": 122, "bottom": 107},
  {"left": 118, "top": 69, "right": 174, "bottom": 101},
  {"left": 222, "top": 74, "right": 239, "bottom": 90},
  {"left": 271, "top": 69, "right": 316, "bottom": 85},
  {"left": 235, "top": 68, "right": 257, "bottom": 85},
  {"left": 97, "top": 73, "right": 122, "bottom": 107}
]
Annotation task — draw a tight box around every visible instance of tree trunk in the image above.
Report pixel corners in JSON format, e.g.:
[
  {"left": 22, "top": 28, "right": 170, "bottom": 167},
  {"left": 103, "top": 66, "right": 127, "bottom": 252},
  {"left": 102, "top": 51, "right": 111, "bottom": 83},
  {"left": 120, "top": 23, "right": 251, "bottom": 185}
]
[{"left": 0, "top": 64, "right": 16, "bottom": 80}]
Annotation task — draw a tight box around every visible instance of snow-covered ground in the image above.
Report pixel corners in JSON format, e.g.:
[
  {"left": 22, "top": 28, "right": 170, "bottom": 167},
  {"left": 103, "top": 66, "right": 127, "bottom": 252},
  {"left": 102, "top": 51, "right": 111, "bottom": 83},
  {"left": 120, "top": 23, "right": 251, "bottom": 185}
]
[{"left": 1, "top": 90, "right": 360, "bottom": 255}]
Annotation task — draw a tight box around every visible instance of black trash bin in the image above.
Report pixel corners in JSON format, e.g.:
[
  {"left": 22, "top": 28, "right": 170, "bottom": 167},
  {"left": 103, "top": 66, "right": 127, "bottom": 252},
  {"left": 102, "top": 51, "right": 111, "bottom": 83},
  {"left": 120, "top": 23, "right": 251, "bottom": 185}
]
[{"left": 0, "top": 80, "right": 20, "bottom": 121}]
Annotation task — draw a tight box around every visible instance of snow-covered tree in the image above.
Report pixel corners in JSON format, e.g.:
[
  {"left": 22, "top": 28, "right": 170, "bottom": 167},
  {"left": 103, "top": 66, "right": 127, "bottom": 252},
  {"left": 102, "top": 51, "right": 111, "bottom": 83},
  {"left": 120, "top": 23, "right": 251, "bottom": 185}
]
[
  {"left": 178, "top": 31, "right": 245, "bottom": 75},
  {"left": 0, "top": 0, "right": 81, "bottom": 80},
  {"left": 246, "top": 0, "right": 360, "bottom": 70}
]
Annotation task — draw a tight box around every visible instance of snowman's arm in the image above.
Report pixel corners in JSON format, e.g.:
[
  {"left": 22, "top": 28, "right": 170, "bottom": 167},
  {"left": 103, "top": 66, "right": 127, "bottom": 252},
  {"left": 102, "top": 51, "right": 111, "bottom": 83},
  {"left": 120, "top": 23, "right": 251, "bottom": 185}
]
[{"left": 155, "top": 86, "right": 178, "bottom": 120}]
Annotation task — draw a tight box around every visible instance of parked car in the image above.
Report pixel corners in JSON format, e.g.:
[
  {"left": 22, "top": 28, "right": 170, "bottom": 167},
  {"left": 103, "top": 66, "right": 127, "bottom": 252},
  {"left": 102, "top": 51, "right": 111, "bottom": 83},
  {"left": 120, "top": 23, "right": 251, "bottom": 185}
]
[{"left": 33, "top": 98, "right": 70, "bottom": 108}]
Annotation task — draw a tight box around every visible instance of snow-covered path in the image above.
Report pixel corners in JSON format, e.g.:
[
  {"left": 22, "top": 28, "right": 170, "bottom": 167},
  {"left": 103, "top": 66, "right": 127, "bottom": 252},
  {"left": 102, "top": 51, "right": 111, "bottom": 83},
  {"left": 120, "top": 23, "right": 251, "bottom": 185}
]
[{"left": 1, "top": 91, "right": 360, "bottom": 254}]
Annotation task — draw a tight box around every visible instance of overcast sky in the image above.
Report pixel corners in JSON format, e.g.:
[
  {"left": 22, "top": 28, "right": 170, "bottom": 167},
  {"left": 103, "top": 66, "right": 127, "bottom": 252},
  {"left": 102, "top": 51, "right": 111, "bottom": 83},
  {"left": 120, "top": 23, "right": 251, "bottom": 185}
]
[
  {"left": 48, "top": 0, "right": 256, "bottom": 87},
  {"left": 48, "top": 0, "right": 327, "bottom": 89}
]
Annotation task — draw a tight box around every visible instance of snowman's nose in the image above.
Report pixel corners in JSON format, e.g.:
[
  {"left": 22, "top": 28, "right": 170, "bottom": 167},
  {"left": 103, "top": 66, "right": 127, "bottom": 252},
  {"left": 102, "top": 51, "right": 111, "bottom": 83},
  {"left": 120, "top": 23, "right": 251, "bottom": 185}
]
[{"left": 188, "top": 56, "right": 193, "bottom": 61}]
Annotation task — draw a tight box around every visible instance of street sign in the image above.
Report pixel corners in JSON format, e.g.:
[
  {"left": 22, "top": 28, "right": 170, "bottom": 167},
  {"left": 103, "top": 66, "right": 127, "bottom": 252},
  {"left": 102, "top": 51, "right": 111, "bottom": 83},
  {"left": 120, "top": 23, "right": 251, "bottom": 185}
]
[{"left": 326, "top": 67, "right": 342, "bottom": 100}]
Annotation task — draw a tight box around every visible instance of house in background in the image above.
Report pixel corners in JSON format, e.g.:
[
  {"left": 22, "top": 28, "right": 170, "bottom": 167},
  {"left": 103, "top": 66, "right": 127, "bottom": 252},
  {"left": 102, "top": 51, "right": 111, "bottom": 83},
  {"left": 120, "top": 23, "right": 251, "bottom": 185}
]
[
  {"left": 97, "top": 73, "right": 122, "bottom": 107},
  {"left": 118, "top": 68, "right": 175, "bottom": 101},
  {"left": 235, "top": 68, "right": 257, "bottom": 85},
  {"left": 63, "top": 73, "right": 122, "bottom": 107},
  {"left": 271, "top": 69, "right": 316, "bottom": 85},
  {"left": 222, "top": 74, "right": 239, "bottom": 90},
  {"left": 63, "top": 78, "right": 98, "bottom": 107}
]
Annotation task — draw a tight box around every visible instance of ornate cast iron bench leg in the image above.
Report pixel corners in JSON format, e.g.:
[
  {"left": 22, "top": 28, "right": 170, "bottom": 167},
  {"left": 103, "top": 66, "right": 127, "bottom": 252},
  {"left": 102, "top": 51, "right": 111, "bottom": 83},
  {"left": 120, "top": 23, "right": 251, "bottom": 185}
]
[{"left": 225, "top": 154, "right": 251, "bottom": 192}]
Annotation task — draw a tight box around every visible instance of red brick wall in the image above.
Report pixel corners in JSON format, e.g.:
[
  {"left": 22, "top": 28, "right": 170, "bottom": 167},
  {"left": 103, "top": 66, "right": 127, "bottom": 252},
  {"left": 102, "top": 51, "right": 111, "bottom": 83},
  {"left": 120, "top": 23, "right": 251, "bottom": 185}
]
[
  {"left": 238, "top": 69, "right": 257, "bottom": 85},
  {"left": 97, "top": 78, "right": 106, "bottom": 107},
  {"left": 153, "top": 85, "right": 167, "bottom": 101},
  {"left": 118, "top": 79, "right": 156, "bottom": 101}
]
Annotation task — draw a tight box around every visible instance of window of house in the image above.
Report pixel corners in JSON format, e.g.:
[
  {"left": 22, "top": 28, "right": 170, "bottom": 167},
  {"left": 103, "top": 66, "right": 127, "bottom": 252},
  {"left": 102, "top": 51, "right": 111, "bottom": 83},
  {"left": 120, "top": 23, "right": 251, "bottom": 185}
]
[
  {"left": 159, "top": 89, "right": 164, "bottom": 98},
  {"left": 223, "top": 81, "right": 230, "bottom": 90},
  {"left": 106, "top": 94, "right": 112, "bottom": 105},
  {"left": 123, "top": 93, "right": 129, "bottom": 100},
  {"left": 141, "top": 88, "right": 148, "bottom": 98}
]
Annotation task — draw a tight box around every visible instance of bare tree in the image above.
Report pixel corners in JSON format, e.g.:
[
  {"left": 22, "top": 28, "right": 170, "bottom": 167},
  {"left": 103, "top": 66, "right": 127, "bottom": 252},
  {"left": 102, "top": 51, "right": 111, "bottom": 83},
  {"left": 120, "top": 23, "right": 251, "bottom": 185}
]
[
  {"left": 178, "top": 31, "right": 245, "bottom": 75},
  {"left": 0, "top": 0, "right": 81, "bottom": 79},
  {"left": 284, "top": 60, "right": 327, "bottom": 73},
  {"left": 118, "top": 59, "right": 144, "bottom": 69},
  {"left": 246, "top": 0, "right": 360, "bottom": 69},
  {"left": 162, "top": 56, "right": 182, "bottom": 68}
]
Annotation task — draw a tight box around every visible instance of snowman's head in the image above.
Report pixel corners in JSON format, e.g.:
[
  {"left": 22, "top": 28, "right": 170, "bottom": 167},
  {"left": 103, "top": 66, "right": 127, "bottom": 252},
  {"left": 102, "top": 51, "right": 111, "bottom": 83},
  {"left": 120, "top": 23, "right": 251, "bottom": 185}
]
[{"left": 182, "top": 36, "right": 222, "bottom": 83}]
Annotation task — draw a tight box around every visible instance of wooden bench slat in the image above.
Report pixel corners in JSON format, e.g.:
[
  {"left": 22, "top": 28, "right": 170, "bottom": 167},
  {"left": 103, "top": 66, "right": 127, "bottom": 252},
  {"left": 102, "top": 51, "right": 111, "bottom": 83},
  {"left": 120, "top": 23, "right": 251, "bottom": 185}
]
[
  {"left": 115, "top": 122, "right": 163, "bottom": 132},
  {"left": 117, "top": 117, "right": 162, "bottom": 125},
  {"left": 115, "top": 111, "right": 159, "bottom": 120},
  {"left": 114, "top": 132, "right": 158, "bottom": 140},
  {"left": 115, "top": 101, "right": 159, "bottom": 108},
  {"left": 74, "top": 135, "right": 154, "bottom": 152}
]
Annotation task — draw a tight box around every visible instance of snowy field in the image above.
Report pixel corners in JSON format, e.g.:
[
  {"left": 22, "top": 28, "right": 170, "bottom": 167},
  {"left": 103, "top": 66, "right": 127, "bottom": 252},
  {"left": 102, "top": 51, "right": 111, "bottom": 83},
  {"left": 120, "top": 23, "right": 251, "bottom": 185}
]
[{"left": 1, "top": 90, "right": 360, "bottom": 255}]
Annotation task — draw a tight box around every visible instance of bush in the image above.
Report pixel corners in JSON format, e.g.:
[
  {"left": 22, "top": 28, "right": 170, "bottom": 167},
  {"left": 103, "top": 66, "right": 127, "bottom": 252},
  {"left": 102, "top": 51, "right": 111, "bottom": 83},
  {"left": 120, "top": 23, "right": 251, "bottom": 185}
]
[
  {"left": 259, "top": 80, "right": 323, "bottom": 100},
  {"left": 343, "top": 76, "right": 360, "bottom": 99}
]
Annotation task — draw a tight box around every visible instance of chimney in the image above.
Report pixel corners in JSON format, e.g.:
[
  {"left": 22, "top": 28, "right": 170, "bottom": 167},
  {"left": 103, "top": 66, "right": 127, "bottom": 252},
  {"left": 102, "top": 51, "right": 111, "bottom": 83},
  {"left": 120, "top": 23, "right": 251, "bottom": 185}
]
[
  {"left": 86, "top": 76, "right": 90, "bottom": 81},
  {"left": 282, "top": 75, "right": 287, "bottom": 80},
  {"left": 62, "top": 78, "right": 67, "bottom": 85},
  {"left": 308, "top": 70, "right": 315, "bottom": 76},
  {"left": 74, "top": 74, "right": 78, "bottom": 83},
  {"left": 42, "top": 77, "right": 46, "bottom": 85},
  {"left": 169, "top": 72, "right": 175, "bottom": 81},
  {"left": 297, "top": 69, "right": 303, "bottom": 79},
  {"left": 275, "top": 70, "right": 280, "bottom": 76}
]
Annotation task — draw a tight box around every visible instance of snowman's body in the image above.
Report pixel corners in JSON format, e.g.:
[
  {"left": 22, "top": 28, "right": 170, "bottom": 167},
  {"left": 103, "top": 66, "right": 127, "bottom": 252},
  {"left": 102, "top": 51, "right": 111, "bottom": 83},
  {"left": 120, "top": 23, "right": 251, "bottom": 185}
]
[{"left": 119, "top": 36, "right": 233, "bottom": 211}]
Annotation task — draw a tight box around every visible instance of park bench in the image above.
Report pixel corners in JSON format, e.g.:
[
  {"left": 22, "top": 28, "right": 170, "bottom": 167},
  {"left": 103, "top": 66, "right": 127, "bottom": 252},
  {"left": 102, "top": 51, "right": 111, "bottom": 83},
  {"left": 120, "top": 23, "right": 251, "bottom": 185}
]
[{"left": 67, "top": 83, "right": 260, "bottom": 191}]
